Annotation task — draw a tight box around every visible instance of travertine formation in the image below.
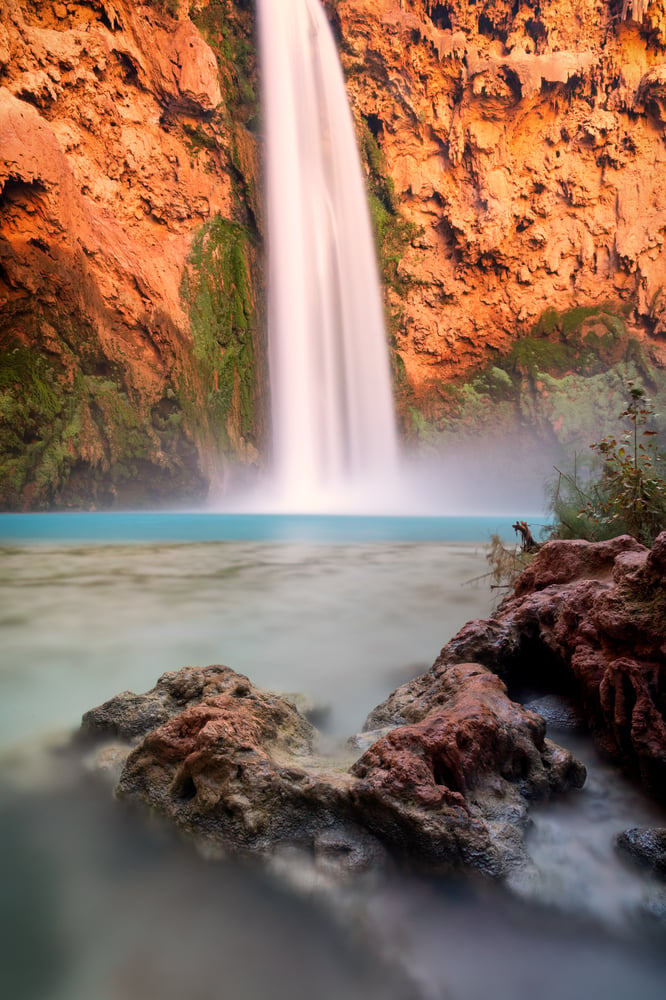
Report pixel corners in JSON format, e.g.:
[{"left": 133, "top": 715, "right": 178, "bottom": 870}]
[
  {"left": 3, "top": 0, "right": 666, "bottom": 506},
  {"left": 0, "top": 0, "right": 261, "bottom": 508},
  {"left": 83, "top": 661, "right": 584, "bottom": 878},
  {"left": 330, "top": 0, "right": 666, "bottom": 397},
  {"left": 371, "top": 531, "right": 666, "bottom": 797}
]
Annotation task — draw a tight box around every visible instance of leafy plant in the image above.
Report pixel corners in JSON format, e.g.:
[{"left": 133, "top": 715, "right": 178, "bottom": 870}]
[{"left": 548, "top": 384, "right": 666, "bottom": 545}]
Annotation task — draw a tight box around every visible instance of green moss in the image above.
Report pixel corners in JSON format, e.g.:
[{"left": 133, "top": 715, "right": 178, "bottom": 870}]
[
  {"left": 0, "top": 323, "right": 205, "bottom": 508},
  {"left": 358, "top": 128, "right": 429, "bottom": 430},
  {"left": 0, "top": 345, "right": 79, "bottom": 507},
  {"left": 182, "top": 122, "right": 218, "bottom": 157},
  {"left": 180, "top": 214, "right": 257, "bottom": 452},
  {"left": 506, "top": 337, "right": 572, "bottom": 377},
  {"left": 408, "top": 283, "right": 666, "bottom": 464},
  {"left": 0, "top": 348, "right": 60, "bottom": 419},
  {"left": 357, "top": 117, "right": 423, "bottom": 406},
  {"left": 367, "top": 193, "right": 419, "bottom": 299},
  {"left": 192, "top": 0, "right": 258, "bottom": 127},
  {"left": 356, "top": 115, "right": 417, "bottom": 285},
  {"left": 504, "top": 303, "right": 637, "bottom": 379},
  {"left": 560, "top": 305, "right": 599, "bottom": 336},
  {"left": 405, "top": 375, "right": 518, "bottom": 450},
  {"left": 532, "top": 306, "right": 560, "bottom": 337},
  {"left": 85, "top": 377, "right": 152, "bottom": 462}
]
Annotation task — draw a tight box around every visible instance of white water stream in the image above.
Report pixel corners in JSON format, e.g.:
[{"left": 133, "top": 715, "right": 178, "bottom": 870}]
[{"left": 257, "top": 0, "right": 399, "bottom": 511}]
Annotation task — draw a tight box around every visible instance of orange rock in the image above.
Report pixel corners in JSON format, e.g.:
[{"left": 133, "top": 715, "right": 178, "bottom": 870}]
[
  {"left": 0, "top": 0, "right": 259, "bottom": 507},
  {"left": 329, "top": 0, "right": 666, "bottom": 392}
]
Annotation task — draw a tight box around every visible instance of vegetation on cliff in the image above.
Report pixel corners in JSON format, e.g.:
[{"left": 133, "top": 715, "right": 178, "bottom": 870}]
[
  {"left": 181, "top": 1, "right": 265, "bottom": 473},
  {"left": 0, "top": 0, "right": 264, "bottom": 508},
  {"left": 357, "top": 119, "right": 423, "bottom": 424},
  {"left": 180, "top": 214, "right": 258, "bottom": 460},
  {"left": 0, "top": 322, "right": 205, "bottom": 510},
  {"left": 406, "top": 298, "right": 665, "bottom": 459}
]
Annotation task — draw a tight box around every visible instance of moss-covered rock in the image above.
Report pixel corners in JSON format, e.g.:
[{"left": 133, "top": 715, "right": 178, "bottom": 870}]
[
  {"left": 0, "top": 315, "right": 207, "bottom": 511},
  {"left": 405, "top": 300, "right": 666, "bottom": 461},
  {"left": 0, "top": 0, "right": 264, "bottom": 510},
  {"left": 179, "top": 213, "right": 260, "bottom": 466}
]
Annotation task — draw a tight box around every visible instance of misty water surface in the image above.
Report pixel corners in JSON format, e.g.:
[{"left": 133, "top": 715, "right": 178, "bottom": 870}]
[{"left": 2, "top": 536, "right": 666, "bottom": 1000}]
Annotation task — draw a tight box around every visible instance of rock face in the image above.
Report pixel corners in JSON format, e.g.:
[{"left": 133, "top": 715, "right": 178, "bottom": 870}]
[
  {"left": 4, "top": 0, "right": 666, "bottom": 506},
  {"left": 327, "top": 0, "right": 666, "bottom": 444},
  {"left": 0, "top": 0, "right": 263, "bottom": 509}
]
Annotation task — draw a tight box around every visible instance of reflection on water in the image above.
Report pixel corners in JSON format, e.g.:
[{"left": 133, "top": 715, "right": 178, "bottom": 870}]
[{"left": 2, "top": 538, "right": 666, "bottom": 999}]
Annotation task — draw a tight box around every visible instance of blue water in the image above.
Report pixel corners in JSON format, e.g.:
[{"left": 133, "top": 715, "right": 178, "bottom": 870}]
[{"left": 0, "top": 511, "right": 546, "bottom": 545}]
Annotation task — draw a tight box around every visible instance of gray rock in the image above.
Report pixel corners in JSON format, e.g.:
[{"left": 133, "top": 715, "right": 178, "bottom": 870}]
[
  {"left": 80, "top": 665, "right": 256, "bottom": 744},
  {"left": 616, "top": 828, "right": 666, "bottom": 879}
]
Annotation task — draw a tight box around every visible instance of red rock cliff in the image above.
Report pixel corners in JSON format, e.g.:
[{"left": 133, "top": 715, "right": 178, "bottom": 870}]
[
  {"left": 3, "top": 0, "right": 666, "bottom": 507},
  {"left": 328, "top": 0, "right": 666, "bottom": 445},
  {"left": 0, "top": 0, "right": 263, "bottom": 508}
]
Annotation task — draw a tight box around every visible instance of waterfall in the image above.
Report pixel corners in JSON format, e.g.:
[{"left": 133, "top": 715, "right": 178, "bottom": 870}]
[{"left": 257, "top": 0, "right": 399, "bottom": 512}]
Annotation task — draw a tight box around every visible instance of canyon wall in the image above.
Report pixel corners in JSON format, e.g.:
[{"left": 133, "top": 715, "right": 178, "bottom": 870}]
[
  {"left": 0, "top": 0, "right": 263, "bottom": 508},
  {"left": 2, "top": 0, "right": 666, "bottom": 508},
  {"left": 329, "top": 0, "right": 666, "bottom": 454}
]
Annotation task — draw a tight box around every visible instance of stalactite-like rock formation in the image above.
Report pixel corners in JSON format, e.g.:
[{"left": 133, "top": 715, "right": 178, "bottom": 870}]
[
  {"left": 3, "top": 0, "right": 666, "bottom": 507},
  {"left": 0, "top": 0, "right": 263, "bottom": 509},
  {"left": 328, "top": 0, "right": 666, "bottom": 445}
]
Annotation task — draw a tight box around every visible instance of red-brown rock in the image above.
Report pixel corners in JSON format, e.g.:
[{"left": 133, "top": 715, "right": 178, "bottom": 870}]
[
  {"left": 85, "top": 659, "right": 584, "bottom": 880},
  {"left": 370, "top": 532, "right": 666, "bottom": 800},
  {"left": 513, "top": 535, "right": 648, "bottom": 596}
]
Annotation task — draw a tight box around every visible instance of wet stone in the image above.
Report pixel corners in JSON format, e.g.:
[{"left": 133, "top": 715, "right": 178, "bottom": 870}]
[
  {"left": 616, "top": 828, "right": 666, "bottom": 879},
  {"left": 522, "top": 694, "right": 586, "bottom": 733}
]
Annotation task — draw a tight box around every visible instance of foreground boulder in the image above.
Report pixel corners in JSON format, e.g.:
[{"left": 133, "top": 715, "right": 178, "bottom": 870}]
[
  {"left": 370, "top": 532, "right": 666, "bottom": 800},
  {"left": 83, "top": 662, "right": 584, "bottom": 880}
]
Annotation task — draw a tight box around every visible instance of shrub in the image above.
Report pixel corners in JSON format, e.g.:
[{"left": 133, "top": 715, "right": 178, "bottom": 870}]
[{"left": 548, "top": 384, "right": 666, "bottom": 546}]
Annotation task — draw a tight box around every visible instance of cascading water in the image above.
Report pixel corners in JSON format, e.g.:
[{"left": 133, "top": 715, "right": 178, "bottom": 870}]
[{"left": 257, "top": 0, "right": 399, "bottom": 512}]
